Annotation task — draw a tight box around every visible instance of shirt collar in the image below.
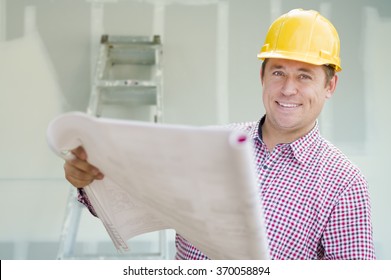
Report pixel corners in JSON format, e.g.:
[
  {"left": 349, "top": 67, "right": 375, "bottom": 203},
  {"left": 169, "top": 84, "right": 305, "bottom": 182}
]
[
  {"left": 289, "top": 121, "right": 320, "bottom": 164},
  {"left": 248, "top": 116, "right": 265, "bottom": 141},
  {"left": 251, "top": 115, "right": 321, "bottom": 164}
]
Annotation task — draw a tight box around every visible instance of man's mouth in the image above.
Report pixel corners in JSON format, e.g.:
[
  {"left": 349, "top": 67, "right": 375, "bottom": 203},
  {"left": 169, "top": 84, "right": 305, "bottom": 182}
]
[{"left": 276, "top": 101, "right": 301, "bottom": 108}]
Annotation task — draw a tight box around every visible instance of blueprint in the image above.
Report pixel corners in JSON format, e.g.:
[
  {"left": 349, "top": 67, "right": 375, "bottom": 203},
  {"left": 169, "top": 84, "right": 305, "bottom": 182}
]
[{"left": 47, "top": 112, "right": 269, "bottom": 259}]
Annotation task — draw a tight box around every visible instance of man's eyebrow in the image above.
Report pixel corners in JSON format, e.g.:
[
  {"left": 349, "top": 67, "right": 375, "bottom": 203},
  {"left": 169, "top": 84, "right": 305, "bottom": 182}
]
[
  {"left": 269, "top": 64, "right": 284, "bottom": 69},
  {"left": 268, "top": 64, "right": 316, "bottom": 74},
  {"left": 297, "top": 67, "right": 315, "bottom": 74}
]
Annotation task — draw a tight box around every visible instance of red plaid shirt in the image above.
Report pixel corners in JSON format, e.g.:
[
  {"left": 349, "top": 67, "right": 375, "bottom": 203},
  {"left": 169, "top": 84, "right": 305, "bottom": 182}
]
[{"left": 79, "top": 117, "right": 375, "bottom": 260}]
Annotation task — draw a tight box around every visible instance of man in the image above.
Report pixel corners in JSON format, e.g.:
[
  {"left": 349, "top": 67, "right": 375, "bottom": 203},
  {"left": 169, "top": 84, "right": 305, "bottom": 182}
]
[{"left": 64, "top": 9, "right": 375, "bottom": 259}]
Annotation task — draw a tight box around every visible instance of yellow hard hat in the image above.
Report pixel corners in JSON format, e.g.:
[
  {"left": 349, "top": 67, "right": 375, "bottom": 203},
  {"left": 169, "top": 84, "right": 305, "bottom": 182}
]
[{"left": 257, "top": 9, "right": 342, "bottom": 72}]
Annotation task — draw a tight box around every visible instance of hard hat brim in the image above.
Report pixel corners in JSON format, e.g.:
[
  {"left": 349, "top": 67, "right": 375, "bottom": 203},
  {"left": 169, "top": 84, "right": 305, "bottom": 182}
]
[{"left": 257, "top": 51, "right": 342, "bottom": 72}]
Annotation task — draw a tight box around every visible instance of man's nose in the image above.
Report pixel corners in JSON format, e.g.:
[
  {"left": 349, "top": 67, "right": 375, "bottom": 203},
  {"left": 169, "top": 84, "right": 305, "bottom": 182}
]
[{"left": 281, "top": 77, "right": 298, "bottom": 96}]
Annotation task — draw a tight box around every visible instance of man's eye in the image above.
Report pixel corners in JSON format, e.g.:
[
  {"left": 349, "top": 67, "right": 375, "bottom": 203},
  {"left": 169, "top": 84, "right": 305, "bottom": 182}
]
[
  {"left": 299, "top": 74, "right": 312, "bottom": 80},
  {"left": 272, "top": 71, "right": 284, "bottom": 76}
]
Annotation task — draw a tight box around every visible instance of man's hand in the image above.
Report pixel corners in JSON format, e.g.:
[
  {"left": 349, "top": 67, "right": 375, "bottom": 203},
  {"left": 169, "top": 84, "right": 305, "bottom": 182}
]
[{"left": 63, "top": 146, "right": 104, "bottom": 188}]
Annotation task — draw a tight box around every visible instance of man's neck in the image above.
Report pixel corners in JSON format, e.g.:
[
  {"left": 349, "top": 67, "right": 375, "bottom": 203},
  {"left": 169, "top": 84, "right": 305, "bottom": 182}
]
[{"left": 260, "top": 119, "right": 315, "bottom": 152}]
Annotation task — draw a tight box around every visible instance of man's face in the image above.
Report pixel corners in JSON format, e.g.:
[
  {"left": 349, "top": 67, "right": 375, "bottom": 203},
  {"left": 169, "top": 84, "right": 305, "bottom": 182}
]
[{"left": 261, "top": 58, "right": 337, "bottom": 139}]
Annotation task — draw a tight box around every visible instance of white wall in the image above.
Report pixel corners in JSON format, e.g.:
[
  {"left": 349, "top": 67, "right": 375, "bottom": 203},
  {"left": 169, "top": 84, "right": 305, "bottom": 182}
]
[
  {"left": 0, "top": 0, "right": 390, "bottom": 259},
  {"left": 361, "top": 6, "right": 391, "bottom": 259}
]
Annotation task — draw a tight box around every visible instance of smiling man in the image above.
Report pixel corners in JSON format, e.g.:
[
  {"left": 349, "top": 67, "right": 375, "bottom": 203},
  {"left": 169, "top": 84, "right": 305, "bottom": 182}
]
[
  {"left": 63, "top": 9, "right": 375, "bottom": 259},
  {"left": 248, "top": 9, "right": 375, "bottom": 259}
]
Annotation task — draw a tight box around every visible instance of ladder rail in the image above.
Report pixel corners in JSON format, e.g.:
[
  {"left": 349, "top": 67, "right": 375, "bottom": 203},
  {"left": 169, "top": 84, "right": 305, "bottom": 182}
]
[{"left": 57, "top": 188, "right": 83, "bottom": 259}]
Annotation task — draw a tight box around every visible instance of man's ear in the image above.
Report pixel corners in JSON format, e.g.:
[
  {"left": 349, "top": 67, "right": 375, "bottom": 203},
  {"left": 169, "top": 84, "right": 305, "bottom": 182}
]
[
  {"left": 260, "top": 67, "right": 264, "bottom": 85},
  {"left": 326, "top": 74, "right": 338, "bottom": 99}
]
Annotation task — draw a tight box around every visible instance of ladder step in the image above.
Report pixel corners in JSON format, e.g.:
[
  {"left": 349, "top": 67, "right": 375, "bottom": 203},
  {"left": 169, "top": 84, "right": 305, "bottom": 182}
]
[
  {"left": 108, "top": 48, "right": 157, "bottom": 65},
  {"left": 101, "top": 34, "right": 161, "bottom": 45},
  {"left": 100, "top": 88, "right": 157, "bottom": 105},
  {"left": 103, "top": 34, "right": 161, "bottom": 65},
  {"left": 96, "top": 80, "right": 156, "bottom": 87}
]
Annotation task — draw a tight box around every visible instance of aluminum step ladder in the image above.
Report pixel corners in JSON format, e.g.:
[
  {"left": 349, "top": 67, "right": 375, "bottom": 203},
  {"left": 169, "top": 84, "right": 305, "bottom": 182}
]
[
  {"left": 57, "top": 34, "right": 167, "bottom": 259},
  {"left": 87, "top": 34, "right": 163, "bottom": 120}
]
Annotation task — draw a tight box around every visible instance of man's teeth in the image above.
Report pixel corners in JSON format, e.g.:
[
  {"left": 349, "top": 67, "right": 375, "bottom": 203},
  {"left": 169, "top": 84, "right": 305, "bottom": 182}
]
[{"left": 278, "top": 102, "right": 300, "bottom": 108}]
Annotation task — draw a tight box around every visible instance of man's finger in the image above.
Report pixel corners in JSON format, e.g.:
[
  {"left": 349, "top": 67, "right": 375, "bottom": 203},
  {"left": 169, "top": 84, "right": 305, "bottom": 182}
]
[{"left": 71, "top": 146, "right": 87, "bottom": 161}]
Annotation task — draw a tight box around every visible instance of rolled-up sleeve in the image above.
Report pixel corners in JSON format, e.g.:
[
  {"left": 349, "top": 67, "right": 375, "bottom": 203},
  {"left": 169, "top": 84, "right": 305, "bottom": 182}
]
[{"left": 77, "top": 188, "right": 98, "bottom": 217}]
